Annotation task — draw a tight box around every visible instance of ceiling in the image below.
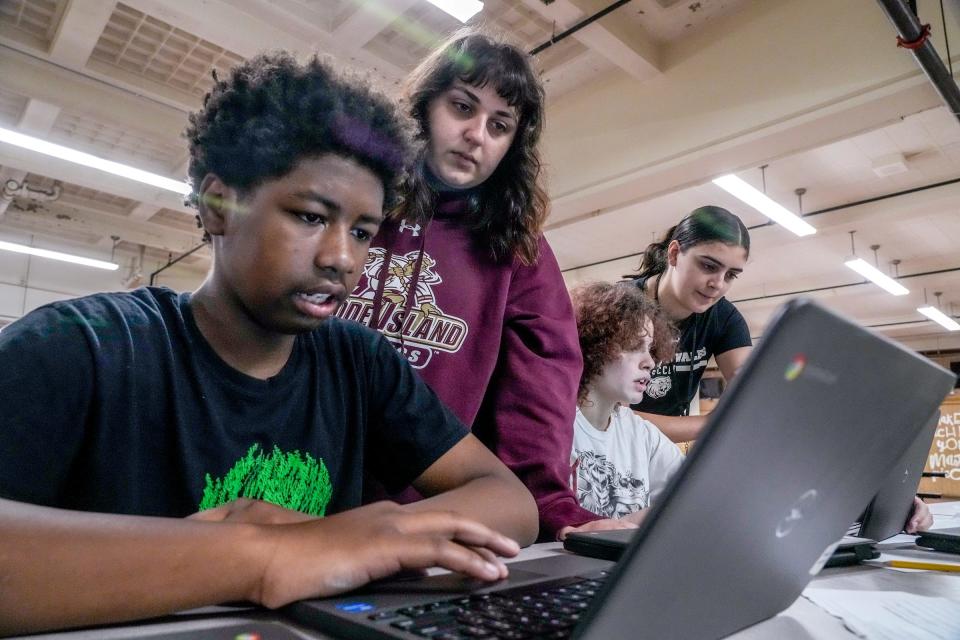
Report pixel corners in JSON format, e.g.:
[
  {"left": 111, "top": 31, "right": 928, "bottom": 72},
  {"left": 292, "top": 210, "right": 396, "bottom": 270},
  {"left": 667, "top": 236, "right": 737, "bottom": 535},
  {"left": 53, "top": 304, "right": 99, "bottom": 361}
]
[{"left": 0, "top": 0, "right": 958, "bottom": 355}]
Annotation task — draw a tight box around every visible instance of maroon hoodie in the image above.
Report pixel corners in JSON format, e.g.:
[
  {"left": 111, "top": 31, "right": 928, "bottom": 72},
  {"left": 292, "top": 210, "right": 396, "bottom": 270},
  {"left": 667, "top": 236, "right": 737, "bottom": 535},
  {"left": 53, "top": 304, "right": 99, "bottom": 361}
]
[{"left": 339, "top": 197, "right": 600, "bottom": 539}]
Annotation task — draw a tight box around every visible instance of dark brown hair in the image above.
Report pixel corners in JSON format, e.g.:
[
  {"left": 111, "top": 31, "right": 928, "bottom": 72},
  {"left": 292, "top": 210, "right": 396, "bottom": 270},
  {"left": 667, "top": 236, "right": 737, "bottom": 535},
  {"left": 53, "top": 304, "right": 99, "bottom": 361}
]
[
  {"left": 572, "top": 282, "right": 677, "bottom": 404},
  {"left": 397, "top": 27, "right": 548, "bottom": 265},
  {"left": 636, "top": 206, "right": 750, "bottom": 279},
  {"left": 186, "top": 52, "right": 416, "bottom": 214}
]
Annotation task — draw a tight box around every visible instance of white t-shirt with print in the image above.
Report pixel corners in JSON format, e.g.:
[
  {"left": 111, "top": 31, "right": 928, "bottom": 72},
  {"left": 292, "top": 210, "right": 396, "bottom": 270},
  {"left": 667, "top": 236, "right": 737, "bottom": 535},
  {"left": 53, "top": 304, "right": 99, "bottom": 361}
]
[{"left": 571, "top": 405, "right": 685, "bottom": 519}]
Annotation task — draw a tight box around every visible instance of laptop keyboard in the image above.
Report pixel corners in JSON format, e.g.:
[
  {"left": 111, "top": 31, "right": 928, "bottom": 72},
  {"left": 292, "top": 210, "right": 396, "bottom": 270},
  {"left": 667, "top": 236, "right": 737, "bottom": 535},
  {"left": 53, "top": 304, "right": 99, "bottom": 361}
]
[{"left": 366, "top": 573, "right": 608, "bottom": 639}]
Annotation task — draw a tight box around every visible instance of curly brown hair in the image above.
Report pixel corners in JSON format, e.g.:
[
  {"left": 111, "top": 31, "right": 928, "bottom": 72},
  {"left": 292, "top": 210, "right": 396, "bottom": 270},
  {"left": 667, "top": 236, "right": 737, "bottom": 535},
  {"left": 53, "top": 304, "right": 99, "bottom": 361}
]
[
  {"left": 571, "top": 281, "right": 677, "bottom": 404},
  {"left": 396, "top": 27, "right": 548, "bottom": 266}
]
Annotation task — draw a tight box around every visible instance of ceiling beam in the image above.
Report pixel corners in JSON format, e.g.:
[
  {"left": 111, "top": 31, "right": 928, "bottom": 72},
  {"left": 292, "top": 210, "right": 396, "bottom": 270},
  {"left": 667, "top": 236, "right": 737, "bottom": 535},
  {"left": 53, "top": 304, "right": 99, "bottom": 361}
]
[
  {"left": 17, "top": 98, "right": 60, "bottom": 136},
  {"left": 332, "top": 0, "right": 419, "bottom": 51},
  {"left": 1, "top": 198, "right": 201, "bottom": 255},
  {"left": 0, "top": 98, "right": 60, "bottom": 220},
  {"left": 545, "top": 78, "right": 943, "bottom": 228},
  {"left": 520, "top": 0, "right": 661, "bottom": 81},
  {"left": 48, "top": 0, "right": 115, "bottom": 66},
  {"left": 124, "top": 0, "right": 407, "bottom": 80},
  {"left": 0, "top": 144, "right": 192, "bottom": 214},
  {"left": 0, "top": 46, "right": 188, "bottom": 136},
  {"left": 128, "top": 203, "right": 163, "bottom": 222}
]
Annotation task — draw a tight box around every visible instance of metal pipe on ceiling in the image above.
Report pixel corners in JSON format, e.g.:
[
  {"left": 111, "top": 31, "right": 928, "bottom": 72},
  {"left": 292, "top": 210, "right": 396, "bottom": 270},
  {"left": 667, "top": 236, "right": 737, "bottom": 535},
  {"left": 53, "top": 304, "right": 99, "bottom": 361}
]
[
  {"left": 149, "top": 241, "right": 209, "bottom": 286},
  {"left": 730, "top": 265, "right": 960, "bottom": 305},
  {"left": 529, "top": 0, "right": 633, "bottom": 56},
  {"left": 562, "top": 176, "right": 960, "bottom": 274},
  {"left": 877, "top": 0, "right": 960, "bottom": 122}
]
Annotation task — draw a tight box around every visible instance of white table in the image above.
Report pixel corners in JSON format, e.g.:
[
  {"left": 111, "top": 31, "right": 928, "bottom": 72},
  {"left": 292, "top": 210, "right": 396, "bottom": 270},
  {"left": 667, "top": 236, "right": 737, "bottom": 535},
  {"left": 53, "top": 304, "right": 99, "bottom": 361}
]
[{"left": 21, "top": 502, "right": 960, "bottom": 640}]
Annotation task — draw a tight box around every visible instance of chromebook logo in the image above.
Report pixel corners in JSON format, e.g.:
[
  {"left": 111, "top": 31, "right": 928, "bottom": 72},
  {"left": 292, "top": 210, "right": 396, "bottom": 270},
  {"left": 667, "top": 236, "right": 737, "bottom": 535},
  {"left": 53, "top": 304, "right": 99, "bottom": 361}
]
[{"left": 784, "top": 355, "right": 806, "bottom": 381}]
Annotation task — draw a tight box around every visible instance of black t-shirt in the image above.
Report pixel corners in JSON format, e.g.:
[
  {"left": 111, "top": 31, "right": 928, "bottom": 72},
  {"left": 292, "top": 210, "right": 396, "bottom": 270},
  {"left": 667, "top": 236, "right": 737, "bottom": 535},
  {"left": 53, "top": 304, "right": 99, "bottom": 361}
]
[
  {"left": 0, "top": 287, "right": 467, "bottom": 517},
  {"left": 631, "top": 276, "right": 752, "bottom": 417}
]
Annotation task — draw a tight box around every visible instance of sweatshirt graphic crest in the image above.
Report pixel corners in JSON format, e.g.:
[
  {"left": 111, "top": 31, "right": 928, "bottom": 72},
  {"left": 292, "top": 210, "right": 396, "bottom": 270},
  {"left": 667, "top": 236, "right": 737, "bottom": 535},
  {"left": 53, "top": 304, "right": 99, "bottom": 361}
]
[{"left": 338, "top": 246, "right": 469, "bottom": 369}]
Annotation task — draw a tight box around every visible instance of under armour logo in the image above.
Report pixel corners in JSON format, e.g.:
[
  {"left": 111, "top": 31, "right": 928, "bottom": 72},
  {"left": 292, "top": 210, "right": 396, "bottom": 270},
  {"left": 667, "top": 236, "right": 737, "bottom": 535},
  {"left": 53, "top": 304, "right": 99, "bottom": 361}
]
[{"left": 399, "top": 221, "right": 421, "bottom": 236}]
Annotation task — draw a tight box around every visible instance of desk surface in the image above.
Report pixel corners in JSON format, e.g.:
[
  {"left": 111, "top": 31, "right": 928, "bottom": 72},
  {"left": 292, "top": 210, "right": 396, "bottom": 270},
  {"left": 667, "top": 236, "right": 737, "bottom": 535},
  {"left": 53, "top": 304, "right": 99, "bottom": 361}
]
[{"left": 22, "top": 502, "right": 960, "bottom": 640}]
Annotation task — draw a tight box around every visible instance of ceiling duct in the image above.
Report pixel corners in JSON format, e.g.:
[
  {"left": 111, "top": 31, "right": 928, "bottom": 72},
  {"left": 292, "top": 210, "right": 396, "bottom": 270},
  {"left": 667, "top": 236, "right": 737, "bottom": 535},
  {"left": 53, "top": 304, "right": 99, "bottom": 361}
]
[{"left": 877, "top": 0, "right": 960, "bottom": 124}]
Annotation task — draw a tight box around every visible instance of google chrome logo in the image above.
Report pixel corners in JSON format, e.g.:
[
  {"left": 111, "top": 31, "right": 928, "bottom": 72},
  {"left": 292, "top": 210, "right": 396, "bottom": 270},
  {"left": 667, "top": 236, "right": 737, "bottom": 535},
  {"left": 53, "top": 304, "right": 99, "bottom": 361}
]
[{"left": 784, "top": 355, "right": 806, "bottom": 381}]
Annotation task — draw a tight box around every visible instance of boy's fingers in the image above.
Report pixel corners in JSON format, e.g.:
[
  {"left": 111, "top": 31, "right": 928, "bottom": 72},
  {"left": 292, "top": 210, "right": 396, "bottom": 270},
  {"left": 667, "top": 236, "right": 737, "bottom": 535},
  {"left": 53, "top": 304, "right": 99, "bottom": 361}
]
[
  {"left": 470, "top": 546, "right": 509, "bottom": 579},
  {"left": 394, "top": 511, "right": 519, "bottom": 557},
  {"left": 395, "top": 538, "right": 505, "bottom": 582}
]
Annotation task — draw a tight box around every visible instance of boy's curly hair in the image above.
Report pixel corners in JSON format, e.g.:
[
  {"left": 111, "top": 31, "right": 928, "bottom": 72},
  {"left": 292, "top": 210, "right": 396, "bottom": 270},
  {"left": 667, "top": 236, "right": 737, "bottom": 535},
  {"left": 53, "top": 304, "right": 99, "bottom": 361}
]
[
  {"left": 185, "top": 52, "right": 416, "bottom": 219},
  {"left": 571, "top": 281, "right": 677, "bottom": 404}
]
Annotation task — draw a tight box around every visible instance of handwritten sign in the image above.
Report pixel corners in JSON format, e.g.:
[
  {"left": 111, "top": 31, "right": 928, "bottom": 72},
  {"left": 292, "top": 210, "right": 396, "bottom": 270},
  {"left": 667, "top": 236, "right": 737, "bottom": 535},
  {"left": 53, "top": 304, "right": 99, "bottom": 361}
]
[{"left": 919, "top": 395, "right": 960, "bottom": 499}]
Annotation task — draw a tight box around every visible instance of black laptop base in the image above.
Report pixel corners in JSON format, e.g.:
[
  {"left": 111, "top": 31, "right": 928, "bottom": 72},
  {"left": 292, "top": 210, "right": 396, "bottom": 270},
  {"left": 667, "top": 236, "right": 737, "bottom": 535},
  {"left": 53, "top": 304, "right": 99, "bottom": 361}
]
[
  {"left": 916, "top": 527, "right": 960, "bottom": 555},
  {"left": 564, "top": 528, "right": 880, "bottom": 569},
  {"left": 290, "top": 572, "right": 610, "bottom": 640}
]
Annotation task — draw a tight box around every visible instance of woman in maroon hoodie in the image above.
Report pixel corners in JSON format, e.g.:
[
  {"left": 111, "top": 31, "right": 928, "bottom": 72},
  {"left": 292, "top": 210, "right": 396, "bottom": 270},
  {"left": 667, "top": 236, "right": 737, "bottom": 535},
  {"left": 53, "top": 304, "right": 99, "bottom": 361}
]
[{"left": 340, "top": 28, "right": 621, "bottom": 540}]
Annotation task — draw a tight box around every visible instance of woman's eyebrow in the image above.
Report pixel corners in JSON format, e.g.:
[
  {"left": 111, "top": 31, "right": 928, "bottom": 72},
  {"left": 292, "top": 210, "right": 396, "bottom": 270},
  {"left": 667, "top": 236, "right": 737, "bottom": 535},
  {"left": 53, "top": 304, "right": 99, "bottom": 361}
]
[
  {"left": 701, "top": 255, "right": 743, "bottom": 273},
  {"left": 453, "top": 85, "right": 517, "bottom": 122}
]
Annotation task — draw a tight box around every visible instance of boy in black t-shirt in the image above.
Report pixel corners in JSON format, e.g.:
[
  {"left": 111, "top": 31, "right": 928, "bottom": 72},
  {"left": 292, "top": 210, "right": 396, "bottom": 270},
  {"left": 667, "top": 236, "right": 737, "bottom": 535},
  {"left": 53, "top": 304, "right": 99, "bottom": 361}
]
[{"left": 0, "top": 53, "right": 537, "bottom": 635}]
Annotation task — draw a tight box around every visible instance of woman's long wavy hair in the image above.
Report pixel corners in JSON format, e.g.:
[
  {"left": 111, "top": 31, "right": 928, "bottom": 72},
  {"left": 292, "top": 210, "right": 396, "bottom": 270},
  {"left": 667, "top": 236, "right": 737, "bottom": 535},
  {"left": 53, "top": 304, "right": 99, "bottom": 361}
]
[
  {"left": 635, "top": 206, "right": 751, "bottom": 280},
  {"left": 397, "top": 28, "right": 548, "bottom": 265}
]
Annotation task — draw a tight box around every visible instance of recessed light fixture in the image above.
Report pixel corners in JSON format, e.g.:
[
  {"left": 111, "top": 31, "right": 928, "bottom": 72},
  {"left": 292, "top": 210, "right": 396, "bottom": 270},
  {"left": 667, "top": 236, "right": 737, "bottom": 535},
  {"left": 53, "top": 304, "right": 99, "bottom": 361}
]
[
  {"left": 0, "top": 126, "right": 190, "bottom": 196},
  {"left": 426, "top": 0, "right": 483, "bottom": 22},
  {"left": 0, "top": 239, "right": 119, "bottom": 271},
  {"left": 712, "top": 174, "right": 816, "bottom": 237}
]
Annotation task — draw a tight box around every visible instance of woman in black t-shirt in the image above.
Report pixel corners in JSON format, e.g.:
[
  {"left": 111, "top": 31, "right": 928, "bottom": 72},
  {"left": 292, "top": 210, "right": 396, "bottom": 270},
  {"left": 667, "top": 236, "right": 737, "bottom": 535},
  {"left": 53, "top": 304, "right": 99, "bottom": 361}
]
[{"left": 631, "top": 206, "right": 752, "bottom": 443}]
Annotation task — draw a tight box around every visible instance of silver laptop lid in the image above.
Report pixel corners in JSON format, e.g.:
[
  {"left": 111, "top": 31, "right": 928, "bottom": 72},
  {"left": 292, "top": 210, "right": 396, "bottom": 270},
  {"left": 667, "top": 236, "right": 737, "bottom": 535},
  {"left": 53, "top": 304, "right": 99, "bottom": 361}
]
[{"left": 576, "top": 298, "right": 956, "bottom": 640}]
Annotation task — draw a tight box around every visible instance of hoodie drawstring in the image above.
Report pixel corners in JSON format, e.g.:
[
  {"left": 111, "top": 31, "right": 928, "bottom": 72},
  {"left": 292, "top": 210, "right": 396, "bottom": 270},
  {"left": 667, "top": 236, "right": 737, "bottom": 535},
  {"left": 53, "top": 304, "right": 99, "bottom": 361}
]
[{"left": 367, "top": 219, "right": 430, "bottom": 352}]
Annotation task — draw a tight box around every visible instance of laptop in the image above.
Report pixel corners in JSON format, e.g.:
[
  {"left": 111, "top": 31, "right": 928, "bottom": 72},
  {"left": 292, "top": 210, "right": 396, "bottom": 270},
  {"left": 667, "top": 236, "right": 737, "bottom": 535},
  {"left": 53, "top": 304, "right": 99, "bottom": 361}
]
[
  {"left": 288, "top": 298, "right": 956, "bottom": 640},
  {"left": 567, "top": 395, "right": 945, "bottom": 560},
  {"left": 857, "top": 408, "right": 942, "bottom": 541}
]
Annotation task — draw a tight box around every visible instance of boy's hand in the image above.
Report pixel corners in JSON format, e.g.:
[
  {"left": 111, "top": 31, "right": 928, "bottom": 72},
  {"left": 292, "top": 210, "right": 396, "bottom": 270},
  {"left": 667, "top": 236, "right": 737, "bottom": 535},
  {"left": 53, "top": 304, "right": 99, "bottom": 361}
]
[
  {"left": 188, "top": 498, "right": 316, "bottom": 525},
  {"left": 905, "top": 496, "right": 933, "bottom": 533},
  {"left": 253, "top": 501, "right": 520, "bottom": 608},
  {"left": 556, "top": 517, "right": 638, "bottom": 541}
]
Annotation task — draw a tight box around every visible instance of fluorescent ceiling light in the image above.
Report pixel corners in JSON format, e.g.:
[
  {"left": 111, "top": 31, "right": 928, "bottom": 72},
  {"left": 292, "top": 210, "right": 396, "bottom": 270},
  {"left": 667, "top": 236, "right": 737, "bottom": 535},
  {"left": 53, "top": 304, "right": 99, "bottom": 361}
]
[
  {"left": 0, "top": 126, "right": 190, "bottom": 196},
  {"left": 712, "top": 174, "right": 816, "bottom": 237},
  {"left": 0, "top": 240, "right": 119, "bottom": 271},
  {"left": 844, "top": 258, "right": 909, "bottom": 296},
  {"left": 426, "top": 0, "right": 483, "bottom": 22},
  {"left": 917, "top": 305, "right": 960, "bottom": 331}
]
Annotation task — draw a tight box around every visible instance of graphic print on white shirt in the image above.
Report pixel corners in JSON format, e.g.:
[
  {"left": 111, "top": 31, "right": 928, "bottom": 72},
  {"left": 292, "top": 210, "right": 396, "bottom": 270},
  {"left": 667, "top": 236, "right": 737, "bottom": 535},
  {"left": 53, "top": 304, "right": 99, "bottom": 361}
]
[
  {"left": 574, "top": 450, "right": 649, "bottom": 518},
  {"left": 571, "top": 406, "right": 685, "bottom": 519},
  {"left": 338, "top": 246, "right": 468, "bottom": 369}
]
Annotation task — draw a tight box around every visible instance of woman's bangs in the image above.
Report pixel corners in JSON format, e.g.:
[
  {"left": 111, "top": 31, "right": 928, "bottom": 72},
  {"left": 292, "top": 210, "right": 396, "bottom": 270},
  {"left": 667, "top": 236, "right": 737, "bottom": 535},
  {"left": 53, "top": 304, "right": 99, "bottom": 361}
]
[{"left": 457, "top": 46, "right": 537, "bottom": 112}]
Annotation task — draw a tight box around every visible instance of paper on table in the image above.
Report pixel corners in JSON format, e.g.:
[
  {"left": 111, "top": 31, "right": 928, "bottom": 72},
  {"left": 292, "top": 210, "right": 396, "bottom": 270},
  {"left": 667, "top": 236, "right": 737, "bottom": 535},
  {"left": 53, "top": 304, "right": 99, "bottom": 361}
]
[{"left": 803, "top": 588, "right": 960, "bottom": 640}]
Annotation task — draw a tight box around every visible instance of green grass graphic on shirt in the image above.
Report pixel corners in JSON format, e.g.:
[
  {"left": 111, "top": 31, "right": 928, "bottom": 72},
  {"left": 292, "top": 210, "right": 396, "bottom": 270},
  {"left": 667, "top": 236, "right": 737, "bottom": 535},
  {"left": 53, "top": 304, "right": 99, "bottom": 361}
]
[{"left": 199, "top": 444, "right": 333, "bottom": 516}]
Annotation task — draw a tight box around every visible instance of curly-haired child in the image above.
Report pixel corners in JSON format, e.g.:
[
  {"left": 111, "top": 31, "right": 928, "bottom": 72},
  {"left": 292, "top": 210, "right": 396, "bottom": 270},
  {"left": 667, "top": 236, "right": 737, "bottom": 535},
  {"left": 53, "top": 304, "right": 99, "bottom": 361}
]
[{"left": 560, "top": 281, "right": 681, "bottom": 538}]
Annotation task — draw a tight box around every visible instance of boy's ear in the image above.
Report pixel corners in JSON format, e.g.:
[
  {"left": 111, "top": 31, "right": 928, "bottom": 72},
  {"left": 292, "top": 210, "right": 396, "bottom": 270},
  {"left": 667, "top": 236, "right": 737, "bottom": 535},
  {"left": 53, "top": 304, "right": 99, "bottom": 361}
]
[
  {"left": 196, "top": 174, "right": 236, "bottom": 237},
  {"left": 666, "top": 239, "right": 681, "bottom": 267}
]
